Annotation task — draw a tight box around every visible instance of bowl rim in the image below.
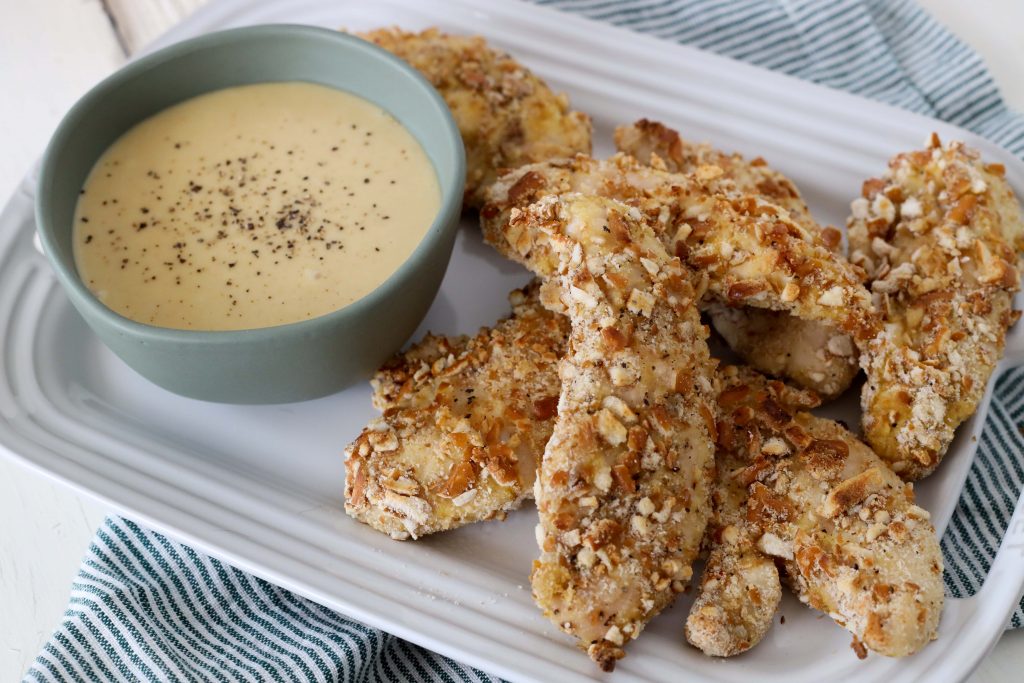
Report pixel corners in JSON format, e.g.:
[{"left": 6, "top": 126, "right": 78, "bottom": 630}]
[{"left": 35, "top": 23, "right": 466, "bottom": 345}]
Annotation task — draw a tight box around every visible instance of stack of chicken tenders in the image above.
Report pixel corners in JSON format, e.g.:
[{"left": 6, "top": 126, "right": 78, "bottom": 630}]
[{"left": 343, "top": 28, "right": 1024, "bottom": 672}]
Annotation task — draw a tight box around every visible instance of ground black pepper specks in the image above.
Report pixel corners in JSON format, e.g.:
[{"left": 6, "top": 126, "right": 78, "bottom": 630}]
[{"left": 72, "top": 82, "right": 439, "bottom": 331}]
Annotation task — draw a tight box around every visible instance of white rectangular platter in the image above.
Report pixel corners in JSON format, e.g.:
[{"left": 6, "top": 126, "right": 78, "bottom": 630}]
[{"left": 2, "top": 1, "right": 1024, "bottom": 681}]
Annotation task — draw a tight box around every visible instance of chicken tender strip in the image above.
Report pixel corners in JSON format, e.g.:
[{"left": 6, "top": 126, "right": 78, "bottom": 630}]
[
  {"left": 499, "top": 195, "right": 717, "bottom": 671},
  {"left": 357, "top": 27, "right": 592, "bottom": 207},
  {"left": 482, "top": 153, "right": 878, "bottom": 396},
  {"left": 848, "top": 135, "right": 1024, "bottom": 479},
  {"left": 614, "top": 119, "right": 825, "bottom": 238},
  {"left": 344, "top": 282, "right": 568, "bottom": 539},
  {"left": 685, "top": 453, "right": 782, "bottom": 656},
  {"left": 689, "top": 366, "right": 944, "bottom": 658},
  {"left": 707, "top": 303, "right": 859, "bottom": 397},
  {"left": 614, "top": 119, "right": 858, "bottom": 398}
]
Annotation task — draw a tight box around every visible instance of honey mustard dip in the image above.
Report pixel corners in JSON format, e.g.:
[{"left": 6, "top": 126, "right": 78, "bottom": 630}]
[{"left": 73, "top": 82, "right": 441, "bottom": 331}]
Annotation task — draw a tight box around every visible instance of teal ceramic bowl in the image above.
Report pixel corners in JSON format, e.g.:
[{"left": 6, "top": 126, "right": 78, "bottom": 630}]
[{"left": 36, "top": 25, "right": 465, "bottom": 404}]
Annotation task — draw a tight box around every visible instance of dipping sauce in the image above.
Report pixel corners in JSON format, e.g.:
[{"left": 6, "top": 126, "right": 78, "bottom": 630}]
[{"left": 73, "top": 82, "right": 440, "bottom": 331}]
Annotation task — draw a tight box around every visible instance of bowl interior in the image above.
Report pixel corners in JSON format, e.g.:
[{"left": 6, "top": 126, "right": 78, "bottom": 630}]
[{"left": 37, "top": 25, "right": 463, "bottom": 335}]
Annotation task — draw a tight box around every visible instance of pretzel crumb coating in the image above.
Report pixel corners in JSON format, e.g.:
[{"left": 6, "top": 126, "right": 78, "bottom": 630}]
[
  {"left": 685, "top": 543, "right": 781, "bottom": 657},
  {"left": 689, "top": 366, "right": 944, "bottom": 658},
  {"left": 501, "top": 195, "right": 717, "bottom": 671},
  {"left": 614, "top": 119, "right": 820, "bottom": 235},
  {"left": 685, "top": 470, "right": 783, "bottom": 656},
  {"left": 481, "top": 153, "right": 878, "bottom": 397},
  {"left": 849, "top": 135, "right": 1024, "bottom": 479},
  {"left": 344, "top": 282, "right": 568, "bottom": 539},
  {"left": 614, "top": 119, "right": 858, "bottom": 398},
  {"left": 356, "top": 27, "right": 592, "bottom": 207}
]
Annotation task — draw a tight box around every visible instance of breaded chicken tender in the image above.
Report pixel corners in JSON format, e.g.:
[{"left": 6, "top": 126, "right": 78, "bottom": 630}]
[
  {"left": 357, "top": 27, "right": 592, "bottom": 207},
  {"left": 614, "top": 119, "right": 858, "bottom": 398},
  {"left": 707, "top": 303, "right": 859, "bottom": 397},
  {"left": 688, "top": 366, "right": 944, "bottom": 658},
  {"left": 481, "top": 153, "right": 878, "bottom": 399},
  {"left": 614, "top": 119, "right": 824, "bottom": 238},
  {"left": 685, "top": 429, "right": 783, "bottom": 658},
  {"left": 344, "top": 282, "right": 567, "bottom": 539},
  {"left": 848, "top": 135, "right": 1024, "bottom": 479},
  {"left": 498, "top": 195, "right": 717, "bottom": 671}
]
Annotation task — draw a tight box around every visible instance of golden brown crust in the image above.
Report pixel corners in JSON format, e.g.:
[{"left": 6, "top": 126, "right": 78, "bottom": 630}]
[
  {"left": 849, "top": 135, "right": 1024, "bottom": 478},
  {"left": 344, "top": 282, "right": 567, "bottom": 539},
  {"left": 689, "top": 366, "right": 944, "bottom": 658},
  {"left": 685, "top": 481, "right": 782, "bottom": 656},
  {"left": 357, "top": 27, "right": 592, "bottom": 207},
  {"left": 613, "top": 119, "right": 817, "bottom": 234},
  {"left": 481, "top": 154, "right": 878, "bottom": 375},
  {"left": 614, "top": 120, "right": 858, "bottom": 398},
  {"left": 502, "top": 196, "right": 717, "bottom": 671}
]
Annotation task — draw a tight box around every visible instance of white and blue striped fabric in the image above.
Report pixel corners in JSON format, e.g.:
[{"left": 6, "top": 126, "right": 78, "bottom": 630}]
[{"left": 24, "top": 1, "right": 1024, "bottom": 680}]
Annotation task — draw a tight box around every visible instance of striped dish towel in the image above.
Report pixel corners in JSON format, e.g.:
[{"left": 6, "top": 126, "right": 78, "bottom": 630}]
[{"left": 25, "top": 0, "right": 1024, "bottom": 680}]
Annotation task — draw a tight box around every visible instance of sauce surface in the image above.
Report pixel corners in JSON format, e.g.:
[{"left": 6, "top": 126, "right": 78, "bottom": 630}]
[{"left": 73, "top": 82, "right": 440, "bottom": 331}]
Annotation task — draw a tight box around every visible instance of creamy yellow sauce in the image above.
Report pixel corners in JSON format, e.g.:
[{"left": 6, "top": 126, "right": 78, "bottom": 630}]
[{"left": 73, "top": 82, "right": 440, "bottom": 331}]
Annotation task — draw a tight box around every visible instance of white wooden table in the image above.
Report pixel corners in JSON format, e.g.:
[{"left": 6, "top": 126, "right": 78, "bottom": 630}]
[{"left": 1, "top": 1, "right": 1023, "bottom": 680}]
